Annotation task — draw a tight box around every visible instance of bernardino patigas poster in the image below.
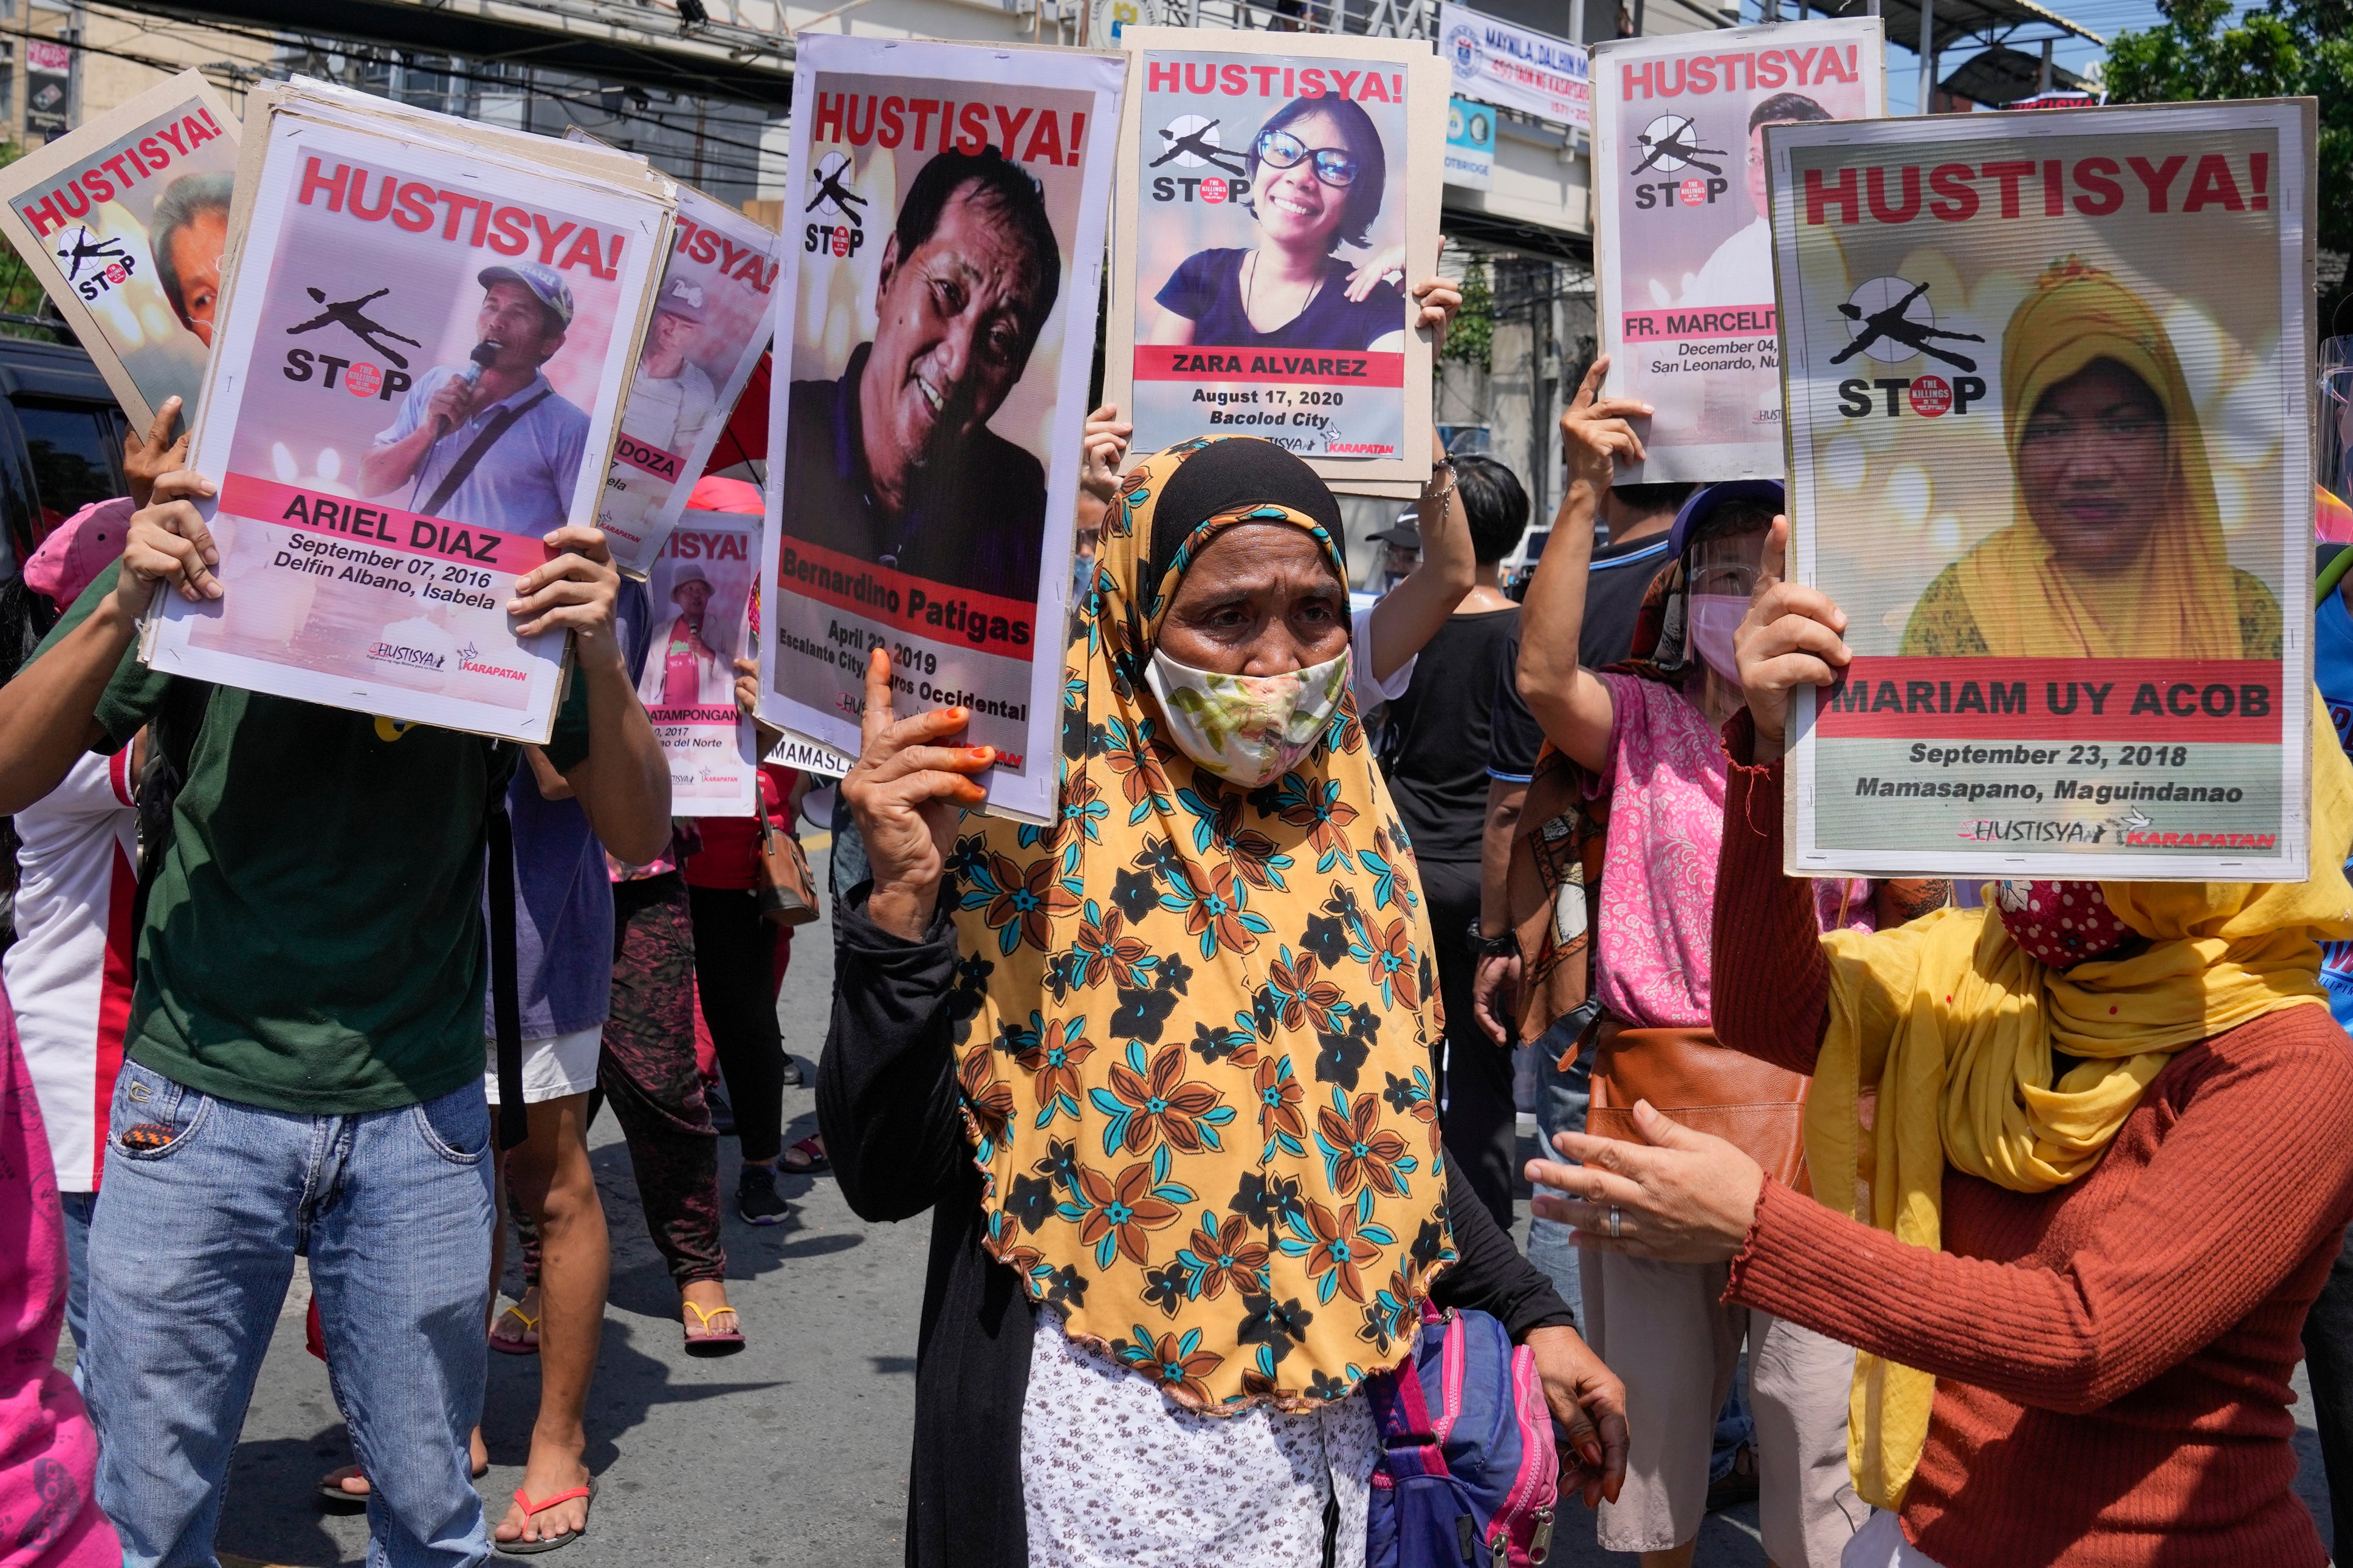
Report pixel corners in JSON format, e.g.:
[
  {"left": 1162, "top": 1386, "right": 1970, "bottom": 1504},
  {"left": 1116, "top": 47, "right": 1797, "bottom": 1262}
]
[
  {"left": 565, "top": 129, "right": 781, "bottom": 581},
  {"left": 1591, "top": 18, "right": 1883, "bottom": 482},
  {"left": 641, "top": 507, "right": 757, "bottom": 815},
  {"left": 1104, "top": 28, "right": 1441, "bottom": 495},
  {"left": 0, "top": 69, "right": 241, "bottom": 431},
  {"left": 1771, "top": 99, "right": 2315, "bottom": 881},
  {"left": 758, "top": 35, "right": 1124, "bottom": 824},
  {"left": 141, "top": 84, "right": 675, "bottom": 744}
]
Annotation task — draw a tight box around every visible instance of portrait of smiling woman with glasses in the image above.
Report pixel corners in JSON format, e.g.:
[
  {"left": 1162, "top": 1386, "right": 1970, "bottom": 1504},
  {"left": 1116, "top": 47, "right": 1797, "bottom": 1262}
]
[
  {"left": 1900, "top": 257, "right": 2283, "bottom": 662},
  {"left": 1147, "top": 94, "right": 1415, "bottom": 354}
]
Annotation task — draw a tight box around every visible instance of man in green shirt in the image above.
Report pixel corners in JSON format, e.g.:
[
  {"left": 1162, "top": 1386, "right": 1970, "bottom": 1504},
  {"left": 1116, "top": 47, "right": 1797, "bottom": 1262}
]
[{"left": 1, "top": 468, "right": 668, "bottom": 1568}]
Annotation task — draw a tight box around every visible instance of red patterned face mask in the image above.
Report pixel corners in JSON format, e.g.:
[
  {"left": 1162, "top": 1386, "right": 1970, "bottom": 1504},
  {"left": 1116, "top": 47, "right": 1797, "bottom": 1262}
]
[{"left": 1993, "top": 880, "right": 2130, "bottom": 968}]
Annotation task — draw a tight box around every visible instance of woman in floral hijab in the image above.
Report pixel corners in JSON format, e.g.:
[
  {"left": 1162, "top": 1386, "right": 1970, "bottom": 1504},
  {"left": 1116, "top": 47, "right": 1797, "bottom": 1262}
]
[{"left": 818, "top": 435, "right": 1627, "bottom": 1567}]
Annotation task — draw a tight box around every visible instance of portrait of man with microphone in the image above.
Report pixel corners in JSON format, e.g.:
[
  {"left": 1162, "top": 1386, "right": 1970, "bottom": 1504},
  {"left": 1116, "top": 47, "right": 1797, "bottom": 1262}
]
[{"left": 359, "top": 259, "right": 590, "bottom": 533}]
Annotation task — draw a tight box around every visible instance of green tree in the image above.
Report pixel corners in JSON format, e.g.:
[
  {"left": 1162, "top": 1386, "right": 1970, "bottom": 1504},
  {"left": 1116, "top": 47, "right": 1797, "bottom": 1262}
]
[
  {"left": 2106, "top": 0, "right": 2353, "bottom": 328},
  {"left": 1443, "top": 255, "right": 1494, "bottom": 374}
]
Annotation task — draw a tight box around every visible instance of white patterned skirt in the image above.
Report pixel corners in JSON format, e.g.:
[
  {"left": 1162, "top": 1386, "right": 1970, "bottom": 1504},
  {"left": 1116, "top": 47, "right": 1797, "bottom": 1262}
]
[{"left": 1020, "top": 1306, "right": 1380, "bottom": 1568}]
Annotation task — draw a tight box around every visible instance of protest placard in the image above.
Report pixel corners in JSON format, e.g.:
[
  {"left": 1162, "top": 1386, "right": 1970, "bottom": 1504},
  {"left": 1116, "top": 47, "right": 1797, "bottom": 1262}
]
[
  {"left": 1771, "top": 100, "right": 2315, "bottom": 880},
  {"left": 141, "top": 84, "right": 675, "bottom": 744},
  {"left": 565, "top": 129, "right": 780, "bottom": 580},
  {"left": 0, "top": 69, "right": 240, "bottom": 431},
  {"left": 758, "top": 35, "right": 1124, "bottom": 824},
  {"left": 1592, "top": 19, "right": 1883, "bottom": 481},
  {"left": 1104, "top": 29, "right": 1441, "bottom": 493},
  {"left": 1440, "top": 4, "right": 1589, "bottom": 132},
  {"left": 642, "top": 507, "right": 757, "bottom": 814}
]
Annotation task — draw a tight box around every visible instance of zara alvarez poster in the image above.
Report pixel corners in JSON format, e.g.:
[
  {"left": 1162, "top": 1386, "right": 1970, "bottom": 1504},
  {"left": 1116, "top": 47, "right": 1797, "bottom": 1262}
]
[
  {"left": 1104, "top": 29, "right": 1441, "bottom": 494},
  {"left": 1772, "top": 100, "right": 2314, "bottom": 880},
  {"left": 758, "top": 35, "right": 1124, "bottom": 824}
]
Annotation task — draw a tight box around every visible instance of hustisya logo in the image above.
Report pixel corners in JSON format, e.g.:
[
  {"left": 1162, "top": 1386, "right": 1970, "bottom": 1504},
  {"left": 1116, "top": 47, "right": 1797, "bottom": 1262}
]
[
  {"left": 368, "top": 641, "right": 447, "bottom": 671},
  {"left": 56, "top": 227, "right": 135, "bottom": 301},
  {"left": 1830, "top": 276, "right": 1988, "bottom": 420},
  {"left": 803, "top": 152, "right": 867, "bottom": 259},
  {"left": 280, "top": 284, "right": 422, "bottom": 401}
]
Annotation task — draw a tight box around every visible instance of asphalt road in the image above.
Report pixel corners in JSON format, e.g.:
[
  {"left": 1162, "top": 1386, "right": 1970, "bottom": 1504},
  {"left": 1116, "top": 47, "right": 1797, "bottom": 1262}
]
[{"left": 117, "top": 877, "right": 2331, "bottom": 1567}]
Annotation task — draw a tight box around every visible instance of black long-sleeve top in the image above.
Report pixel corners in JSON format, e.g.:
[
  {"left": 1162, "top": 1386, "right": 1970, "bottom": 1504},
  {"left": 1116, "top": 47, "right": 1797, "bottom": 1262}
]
[{"left": 817, "top": 885, "right": 1577, "bottom": 1568}]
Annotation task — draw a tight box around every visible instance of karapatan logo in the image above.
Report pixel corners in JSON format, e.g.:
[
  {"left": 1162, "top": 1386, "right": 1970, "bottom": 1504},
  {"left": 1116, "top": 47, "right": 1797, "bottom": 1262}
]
[{"left": 456, "top": 642, "right": 529, "bottom": 682}]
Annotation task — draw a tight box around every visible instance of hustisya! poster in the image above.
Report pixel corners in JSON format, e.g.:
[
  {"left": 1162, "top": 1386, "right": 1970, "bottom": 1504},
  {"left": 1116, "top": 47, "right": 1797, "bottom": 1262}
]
[
  {"left": 1590, "top": 19, "right": 1883, "bottom": 481},
  {"left": 0, "top": 69, "right": 240, "bottom": 431},
  {"left": 1772, "top": 100, "right": 2313, "bottom": 880},
  {"left": 1106, "top": 30, "right": 1439, "bottom": 490},
  {"left": 642, "top": 507, "right": 758, "bottom": 814},
  {"left": 143, "top": 92, "right": 673, "bottom": 743},
  {"left": 758, "top": 35, "right": 1125, "bottom": 824},
  {"left": 572, "top": 156, "right": 780, "bottom": 579}
]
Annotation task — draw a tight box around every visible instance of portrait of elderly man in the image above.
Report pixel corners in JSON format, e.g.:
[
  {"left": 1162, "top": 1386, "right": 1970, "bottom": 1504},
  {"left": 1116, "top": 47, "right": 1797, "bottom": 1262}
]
[
  {"left": 779, "top": 145, "right": 1062, "bottom": 601},
  {"left": 360, "top": 259, "right": 591, "bottom": 536},
  {"left": 622, "top": 275, "right": 723, "bottom": 457}
]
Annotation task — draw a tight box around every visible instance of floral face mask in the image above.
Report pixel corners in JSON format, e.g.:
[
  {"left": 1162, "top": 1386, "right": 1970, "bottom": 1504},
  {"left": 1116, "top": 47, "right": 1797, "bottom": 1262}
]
[{"left": 1146, "top": 646, "right": 1350, "bottom": 787}]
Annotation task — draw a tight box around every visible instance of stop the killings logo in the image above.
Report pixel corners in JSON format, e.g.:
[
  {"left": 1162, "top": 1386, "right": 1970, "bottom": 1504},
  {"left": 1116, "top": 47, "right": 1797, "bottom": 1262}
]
[
  {"left": 803, "top": 151, "right": 866, "bottom": 259},
  {"left": 278, "top": 284, "right": 421, "bottom": 402},
  {"left": 1630, "top": 114, "right": 1732, "bottom": 211},
  {"left": 1830, "top": 276, "right": 1988, "bottom": 421},
  {"left": 56, "top": 226, "right": 136, "bottom": 302}
]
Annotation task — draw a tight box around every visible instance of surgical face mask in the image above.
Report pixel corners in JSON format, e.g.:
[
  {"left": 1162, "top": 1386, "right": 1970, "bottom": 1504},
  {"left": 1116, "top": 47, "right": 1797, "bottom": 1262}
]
[
  {"left": 1687, "top": 594, "right": 1748, "bottom": 686},
  {"left": 1146, "top": 646, "right": 1351, "bottom": 787}
]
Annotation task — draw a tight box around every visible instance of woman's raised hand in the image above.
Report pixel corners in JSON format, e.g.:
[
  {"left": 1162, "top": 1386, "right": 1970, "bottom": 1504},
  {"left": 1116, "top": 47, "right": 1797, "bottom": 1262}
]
[
  {"left": 1559, "top": 356, "right": 1651, "bottom": 487},
  {"left": 1404, "top": 273, "right": 1462, "bottom": 354},
  {"left": 1735, "top": 516, "right": 1851, "bottom": 759},
  {"left": 843, "top": 648, "right": 996, "bottom": 941},
  {"left": 1080, "top": 403, "right": 1132, "bottom": 505}
]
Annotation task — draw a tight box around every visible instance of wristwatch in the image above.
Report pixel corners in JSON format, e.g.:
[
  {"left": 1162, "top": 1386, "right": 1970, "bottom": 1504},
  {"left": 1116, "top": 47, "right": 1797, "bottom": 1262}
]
[{"left": 1467, "top": 919, "right": 1517, "bottom": 958}]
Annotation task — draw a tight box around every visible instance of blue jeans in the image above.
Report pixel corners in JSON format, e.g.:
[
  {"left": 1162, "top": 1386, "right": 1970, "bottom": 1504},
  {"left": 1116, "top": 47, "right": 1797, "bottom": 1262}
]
[
  {"left": 1525, "top": 1010, "right": 1592, "bottom": 1313},
  {"left": 86, "top": 1059, "right": 496, "bottom": 1568},
  {"left": 60, "top": 1188, "right": 96, "bottom": 1378}
]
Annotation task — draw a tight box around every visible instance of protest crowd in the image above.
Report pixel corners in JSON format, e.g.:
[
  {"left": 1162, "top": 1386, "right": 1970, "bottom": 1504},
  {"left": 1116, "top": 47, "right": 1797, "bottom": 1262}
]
[{"left": 0, "top": 26, "right": 2349, "bottom": 1568}]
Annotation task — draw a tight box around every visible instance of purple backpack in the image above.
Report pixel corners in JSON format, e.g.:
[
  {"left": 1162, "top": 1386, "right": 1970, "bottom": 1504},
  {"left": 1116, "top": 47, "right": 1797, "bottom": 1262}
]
[{"left": 1364, "top": 1303, "right": 1559, "bottom": 1568}]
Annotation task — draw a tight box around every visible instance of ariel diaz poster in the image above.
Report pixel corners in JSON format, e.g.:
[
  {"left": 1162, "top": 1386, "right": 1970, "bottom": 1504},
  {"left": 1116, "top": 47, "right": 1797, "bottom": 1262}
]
[
  {"left": 641, "top": 507, "right": 757, "bottom": 815},
  {"left": 142, "top": 89, "right": 674, "bottom": 743},
  {"left": 564, "top": 131, "right": 780, "bottom": 580},
  {"left": 1591, "top": 18, "right": 1883, "bottom": 482},
  {"left": 1771, "top": 100, "right": 2314, "bottom": 880},
  {"left": 1104, "top": 29, "right": 1441, "bottom": 493},
  {"left": 0, "top": 69, "right": 240, "bottom": 433},
  {"left": 758, "top": 35, "right": 1124, "bottom": 824}
]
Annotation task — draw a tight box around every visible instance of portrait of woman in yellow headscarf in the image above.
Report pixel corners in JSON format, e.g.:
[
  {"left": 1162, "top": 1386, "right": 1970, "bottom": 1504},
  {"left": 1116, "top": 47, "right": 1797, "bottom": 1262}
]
[{"left": 1900, "top": 255, "right": 2283, "bottom": 660}]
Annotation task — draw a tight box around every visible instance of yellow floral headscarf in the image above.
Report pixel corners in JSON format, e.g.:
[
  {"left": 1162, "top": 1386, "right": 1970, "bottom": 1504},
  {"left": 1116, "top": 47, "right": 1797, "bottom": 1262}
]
[
  {"left": 1807, "top": 719, "right": 2353, "bottom": 1507},
  {"left": 1955, "top": 256, "right": 2244, "bottom": 659},
  {"left": 944, "top": 435, "right": 1453, "bottom": 1413}
]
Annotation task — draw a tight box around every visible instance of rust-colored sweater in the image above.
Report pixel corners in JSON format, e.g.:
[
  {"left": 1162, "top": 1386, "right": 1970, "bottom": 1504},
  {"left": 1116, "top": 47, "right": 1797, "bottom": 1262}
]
[{"left": 1712, "top": 717, "right": 2353, "bottom": 1568}]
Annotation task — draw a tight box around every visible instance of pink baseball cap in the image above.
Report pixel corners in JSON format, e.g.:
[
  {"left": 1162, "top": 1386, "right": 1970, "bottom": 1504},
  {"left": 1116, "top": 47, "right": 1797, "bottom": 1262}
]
[{"left": 23, "top": 496, "right": 133, "bottom": 608}]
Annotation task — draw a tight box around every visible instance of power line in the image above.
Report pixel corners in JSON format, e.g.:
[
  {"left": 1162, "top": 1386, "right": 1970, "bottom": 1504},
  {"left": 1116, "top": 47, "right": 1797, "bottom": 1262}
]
[{"left": 84, "top": 3, "right": 786, "bottom": 182}]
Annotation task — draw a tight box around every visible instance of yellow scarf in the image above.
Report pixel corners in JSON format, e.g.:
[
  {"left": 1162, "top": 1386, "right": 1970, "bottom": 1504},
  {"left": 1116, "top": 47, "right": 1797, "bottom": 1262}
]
[
  {"left": 1955, "top": 256, "right": 2244, "bottom": 660},
  {"left": 1807, "top": 721, "right": 2353, "bottom": 1507},
  {"left": 946, "top": 436, "right": 1451, "bottom": 1414}
]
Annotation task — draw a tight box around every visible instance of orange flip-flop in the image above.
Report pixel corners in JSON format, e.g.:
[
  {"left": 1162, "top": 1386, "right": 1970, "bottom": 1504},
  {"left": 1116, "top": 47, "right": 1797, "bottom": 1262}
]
[{"left": 682, "top": 1299, "right": 746, "bottom": 1358}]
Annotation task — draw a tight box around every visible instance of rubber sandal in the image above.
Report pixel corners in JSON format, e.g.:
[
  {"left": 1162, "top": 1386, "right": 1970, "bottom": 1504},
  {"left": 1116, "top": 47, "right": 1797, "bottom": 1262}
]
[
  {"left": 317, "top": 1455, "right": 487, "bottom": 1505},
  {"left": 779, "top": 1135, "right": 829, "bottom": 1174},
  {"left": 489, "top": 1303, "right": 540, "bottom": 1356},
  {"left": 681, "top": 1299, "right": 746, "bottom": 1358},
  {"left": 495, "top": 1477, "right": 596, "bottom": 1556}
]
